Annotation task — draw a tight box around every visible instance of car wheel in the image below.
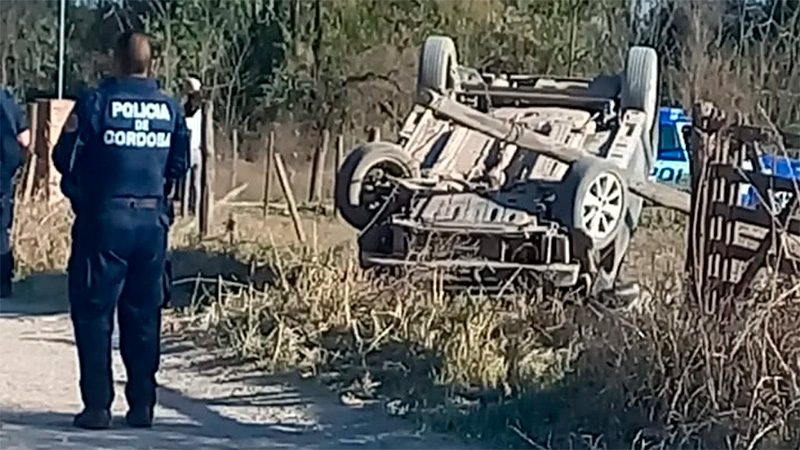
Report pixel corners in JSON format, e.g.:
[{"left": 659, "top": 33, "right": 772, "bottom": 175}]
[
  {"left": 335, "top": 142, "right": 419, "bottom": 230},
  {"left": 417, "top": 36, "right": 461, "bottom": 98},
  {"left": 622, "top": 46, "right": 659, "bottom": 168},
  {"left": 553, "top": 158, "right": 629, "bottom": 251}
]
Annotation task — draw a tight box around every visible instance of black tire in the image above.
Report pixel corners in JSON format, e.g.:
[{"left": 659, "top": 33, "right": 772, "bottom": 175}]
[
  {"left": 621, "top": 46, "right": 658, "bottom": 126},
  {"left": 621, "top": 46, "right": 659, "bottom": 167},
  {"left": 334, "top": 142, "right": 419, "bottom": 230},
  {"left": 417, "top": 36, "right": 460, "bottom": 97},
  {"left": 552, "top": 158, "right": 629, "bottom": 251}
]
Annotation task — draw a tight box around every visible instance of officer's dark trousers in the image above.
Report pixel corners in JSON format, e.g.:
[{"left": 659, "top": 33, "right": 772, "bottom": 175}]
[
  {"left": 68, "top": 198, "right": 168, "bottom": 412},
  {"left": 0, "top": 194, "right": 14, "bottom": 292}
]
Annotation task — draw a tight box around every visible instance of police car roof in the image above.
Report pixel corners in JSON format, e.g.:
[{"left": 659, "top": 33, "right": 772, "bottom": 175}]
[{"left": 659, "top": 107, "right": 691, "bottom": 125}]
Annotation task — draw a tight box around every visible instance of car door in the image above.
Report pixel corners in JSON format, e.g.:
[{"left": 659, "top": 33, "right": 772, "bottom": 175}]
[{"left": 651, "top": 120, "right": 691, "bottom": 190}]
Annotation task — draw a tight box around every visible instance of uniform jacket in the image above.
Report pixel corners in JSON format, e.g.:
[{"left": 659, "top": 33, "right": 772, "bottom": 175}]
[{"left": 53, "top": 77, "right": 189, "bottom": 213}]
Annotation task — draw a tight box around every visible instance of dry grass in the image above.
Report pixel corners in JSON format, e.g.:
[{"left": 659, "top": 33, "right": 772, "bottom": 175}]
[
  {"left": 12, "top": 199, "right": 800, "bottom": 449},
  {"left": 12, "top": 197, "right": 73, "bottom": 276},
  {"left": 169, "top": 208, "right": 800, "bottom": 449}
]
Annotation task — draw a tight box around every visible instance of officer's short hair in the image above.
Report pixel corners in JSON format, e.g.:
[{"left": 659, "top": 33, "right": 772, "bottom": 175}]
[{"left": 115, "top": 31, "right": 152, "bottom": 75}]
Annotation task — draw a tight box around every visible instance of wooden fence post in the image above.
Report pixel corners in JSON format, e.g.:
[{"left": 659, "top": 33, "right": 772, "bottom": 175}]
[
  {"left": 231, "top": 128, "right": 239, "bottom": 190},
  {"left": 262, "top": 130, "right": 275, "bottom": 217},
  {"left": 334, "top": 134, "right": 344, "bottom": 218},
  {"left": 335, "top": 134, "right": 345, "bottom": 169},
  {"left": 274, "top": 153, "right": 306, "bottom": 243},
  {"left": 180, "top": 169, "right": 190, "bottom": 217},
  {"left": 21, "top": 102, "right": 39, "bottom": 202},
  {"left": 199, "top": 101, "right": 215, "bottom": 238},
  {"left": 368, "top": 126, "right": 380, "bottom": 142},
  {"left": 308, "top": 129, "right": 330, "bottom": 203}
]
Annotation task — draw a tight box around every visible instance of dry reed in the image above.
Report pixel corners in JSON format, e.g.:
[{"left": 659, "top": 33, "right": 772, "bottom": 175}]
[{"left": 12, "top": 198, "right": 800, "bottom": 449}]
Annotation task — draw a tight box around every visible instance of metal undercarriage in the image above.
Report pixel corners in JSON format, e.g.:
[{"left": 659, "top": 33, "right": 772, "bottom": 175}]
[{"left": 335, "top": 37, "right": 679, "bottom": 294}]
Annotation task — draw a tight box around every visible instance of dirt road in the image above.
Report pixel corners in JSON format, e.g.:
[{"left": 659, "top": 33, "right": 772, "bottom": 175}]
[{"left": 0, "top": 275, "right": 478, "bottom": 450}]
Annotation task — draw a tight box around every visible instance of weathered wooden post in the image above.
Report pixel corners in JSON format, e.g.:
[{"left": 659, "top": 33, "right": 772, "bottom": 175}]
[
  {"left": 368, "top": 126, "right": 380, "bottom": 142},
  {"left": 335, "top": 134, "right": 345, "bottom": 170},
  {"left": 39, "top": 99, "right": 73, "bottom": 206},
  {"left": 231, "top": 128, "right": 239, "bottom": 190},
  {"left": 274, "top": 153, "right": 306, "bottom": 243},
  {"left": 308, "top": 129, "right": 330, "bottom": 204},
  {"left": 262, "top": 130, "right": 275, "bottom": 217},
  {"left": 334, "top": 134, "right": 344, "bottom": 218},
  {"left": 180, "top": 173, "right": 190, "bottom": 217},
  {"left": 199, "top": 101, "right": 215, "bottom": 238},
  {"left": 688, "top": 102, "right": 714, "bottom": 313},
  {"left": 21, "top": 102, "right": 39, "bottom": 202}
]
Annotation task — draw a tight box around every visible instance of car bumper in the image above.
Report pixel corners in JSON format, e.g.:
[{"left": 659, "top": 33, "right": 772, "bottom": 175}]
[{"left": 360, "top": 253, "right": 581, "bottom": 287}]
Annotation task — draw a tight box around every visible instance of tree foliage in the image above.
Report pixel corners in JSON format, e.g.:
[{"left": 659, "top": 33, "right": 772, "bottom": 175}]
[{"left": 2, "top": 0, "right": 800, "bottom": 132}]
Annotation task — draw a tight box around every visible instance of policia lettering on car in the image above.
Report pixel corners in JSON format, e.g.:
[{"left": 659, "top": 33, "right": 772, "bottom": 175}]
[{"left": 649, "top": 165, "right": 688, "bottom": 185}]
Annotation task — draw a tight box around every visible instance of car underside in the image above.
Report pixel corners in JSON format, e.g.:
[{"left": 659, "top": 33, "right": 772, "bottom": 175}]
[{"left": 335, "top": 35, "right": 665, "bottom": 296}]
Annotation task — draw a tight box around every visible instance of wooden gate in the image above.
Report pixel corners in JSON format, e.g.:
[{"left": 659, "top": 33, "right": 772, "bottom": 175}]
[{"left": 688, "top": 102, "right": 800, "bottom": 315}]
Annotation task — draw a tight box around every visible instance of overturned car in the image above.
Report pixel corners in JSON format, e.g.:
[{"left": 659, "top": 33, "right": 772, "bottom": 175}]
[{"left": 335, "top": 35, "right": 663, "bottom": 295}]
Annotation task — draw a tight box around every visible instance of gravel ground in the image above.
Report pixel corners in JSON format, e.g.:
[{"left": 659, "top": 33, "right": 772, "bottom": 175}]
[{"left": 0, "top": 275, "right": 480, "bottom": 450}]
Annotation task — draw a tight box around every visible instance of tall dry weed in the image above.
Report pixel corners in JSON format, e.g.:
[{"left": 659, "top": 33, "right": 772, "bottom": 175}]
[
  {"left": 173, "top": 209, "right": 800, "bottom": 449},
  {"left": 12, "top": 195, "right": 800, "bottom": 448},
  {"left": 12, "top": 198, "right": 73, "bottom": 276}
]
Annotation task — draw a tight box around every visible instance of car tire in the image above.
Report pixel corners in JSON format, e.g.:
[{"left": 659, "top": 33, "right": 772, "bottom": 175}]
[
  {"left": 622, "top": 46, "right": 659, "bottom": 167},
  {"left": 553, "top": 158, "right": 629, "bottom": 252},
  {"left": 417, "top": 36, "right": 461, "bottom": 98},
  {"left": 335, "top": 142, "right": 419, "bottom": 230}
]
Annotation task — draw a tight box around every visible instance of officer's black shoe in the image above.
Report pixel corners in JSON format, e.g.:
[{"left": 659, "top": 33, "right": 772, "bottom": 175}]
[
  {"left": 73, "top": 409, "right": 112, "bottom": 430},
  {"left": 0, "top": 252, "right": 12, "bottom": 298},
  {"left": 125, "top": 407, "right": 153, "bottom": 428}
]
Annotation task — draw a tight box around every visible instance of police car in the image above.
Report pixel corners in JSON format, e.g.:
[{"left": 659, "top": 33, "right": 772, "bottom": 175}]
[
  {"left": 652, "top": 106, "right": 799, "bottom": 211},
  {"left": 651, "top": 107, "right": 692, "bottom": 190},
  {"left": 738, "top": 147, "right": 798, "bottom": 212}
]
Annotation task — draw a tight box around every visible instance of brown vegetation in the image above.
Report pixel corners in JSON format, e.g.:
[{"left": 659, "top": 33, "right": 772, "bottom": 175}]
[{"left": 14, "top": 199, "right": 800, "bottom": 449}]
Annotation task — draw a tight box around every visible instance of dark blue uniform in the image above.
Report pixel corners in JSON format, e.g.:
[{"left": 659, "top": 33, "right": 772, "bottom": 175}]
[
  {"left": 53, "top": 77, "right": 188, "bottom": 414},
  {"left": 0, "top": 88, "right": 27, "bottom": 295}
]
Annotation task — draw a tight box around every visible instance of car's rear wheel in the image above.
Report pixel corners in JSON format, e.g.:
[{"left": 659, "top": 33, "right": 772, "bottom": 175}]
[
  {"left": 622, "top": 46, "right": 659, "bottom": 168},
  {"left": 622, "top": 46, "right": 658, "bottom": 128},
  {"left": 554, "top": 158, "right": 629, "bottom": 251},
  {"left": 335, "top": 142, "right": 419, "bottom": 230},
  {"left": 417, "top": 35, "right": 461, "bottom": 98}
]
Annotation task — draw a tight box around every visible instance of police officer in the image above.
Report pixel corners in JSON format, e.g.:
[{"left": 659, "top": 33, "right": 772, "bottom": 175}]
[
  {"left": 53, "top": 31, "right": 188, "bottom": 430},
  {"left": 0, "top": 87, "right": 30, "bottom": 298}
]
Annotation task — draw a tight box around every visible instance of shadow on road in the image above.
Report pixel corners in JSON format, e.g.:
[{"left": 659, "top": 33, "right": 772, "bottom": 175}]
[
  {"left": 0, "top": 409, "right": 296, "bottom": 450},
  {"left": 0, "top": 272, "right": 68, "bottom": 317},
  {"left": 1, "top": 324, "right": 470, "bottom": 450},
  {"left": 168, "top": 248, "right": 277, "bottom": 309},
  {"left": 0, "top": 248, "right": 275, "bottom": 316}
]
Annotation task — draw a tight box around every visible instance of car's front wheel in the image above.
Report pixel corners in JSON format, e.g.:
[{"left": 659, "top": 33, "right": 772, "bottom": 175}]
[{"left": 334, "top": 142, "right": 419, "bottom": 230}]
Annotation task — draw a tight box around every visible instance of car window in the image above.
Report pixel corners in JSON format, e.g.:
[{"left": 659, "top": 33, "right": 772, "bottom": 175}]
[
  {"left": 681, "top": 124, "right": 692, "bottom": 154},
  {"left": 658, "top": 123, "right": 687, "bottom": 161}
]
